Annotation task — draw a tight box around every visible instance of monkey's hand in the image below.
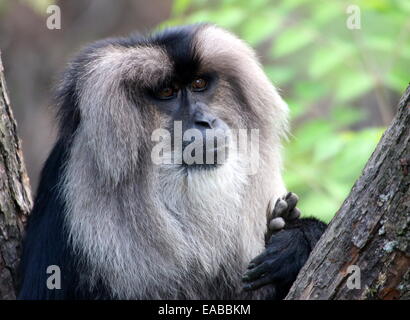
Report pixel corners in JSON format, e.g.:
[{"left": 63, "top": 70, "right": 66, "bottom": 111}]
[
  {"left": 265, "top": 192, "right": 301, "bottom": 242},
  {"left": 242, "top": 192, "right": 309, "bottom": 297}
]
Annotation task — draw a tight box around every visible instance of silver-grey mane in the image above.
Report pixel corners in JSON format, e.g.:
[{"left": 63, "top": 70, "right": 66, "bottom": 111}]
[{"left": 63, "top": 25, "right": 288, "bottom": 299}]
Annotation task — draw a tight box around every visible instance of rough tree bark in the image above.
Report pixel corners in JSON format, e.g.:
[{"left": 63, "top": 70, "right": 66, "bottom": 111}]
[
  {"left": 286, "top": 85, "right": 410, "bottom": 300},
  {"left": 0, "top": 51, "right": 32, "bottom": 300}
]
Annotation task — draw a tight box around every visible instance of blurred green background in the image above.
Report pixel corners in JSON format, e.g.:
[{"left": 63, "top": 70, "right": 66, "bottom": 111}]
[{"left": 1, "top": 0, "right": 409, "bottom": 222}]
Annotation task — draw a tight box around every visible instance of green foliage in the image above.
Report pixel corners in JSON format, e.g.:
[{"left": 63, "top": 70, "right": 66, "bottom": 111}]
[
  {"left": 21, "top": 0, "right": 55, "bottom": 14},
  {"left": 0, "top": 0, "right": 55, "bottom": 16},
  {"left": 164, "top": 0, "right": 408, "bottom": 222}
]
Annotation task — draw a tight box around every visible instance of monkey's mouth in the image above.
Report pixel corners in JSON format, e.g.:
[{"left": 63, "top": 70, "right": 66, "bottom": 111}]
[
  {"left": 152, "top": 128, "right": 231, "bottom": 168},
  {"left": 177, "top": 129, "right": 229, "bottom": 168},
  {"left": 181, "top": 142, "right": 230, "bottom": 169}
]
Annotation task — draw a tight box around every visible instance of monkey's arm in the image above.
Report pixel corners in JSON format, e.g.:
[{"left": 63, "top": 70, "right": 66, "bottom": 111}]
[{"left": 242, "top": 193, "right": 327, "bottom": 299}]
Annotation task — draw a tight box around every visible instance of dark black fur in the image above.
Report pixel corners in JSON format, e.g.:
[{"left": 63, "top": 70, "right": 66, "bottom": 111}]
[
  {"left": 244, "top": 218, "right": 327, "bottom": 299},
  {"left": 18, "top": 25, "right": 326, "bottom": 300}
]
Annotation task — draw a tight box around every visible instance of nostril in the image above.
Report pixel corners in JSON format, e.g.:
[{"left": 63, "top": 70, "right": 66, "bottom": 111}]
[{"left": 195, "top": 119, "right": 212, "bottom": 129}]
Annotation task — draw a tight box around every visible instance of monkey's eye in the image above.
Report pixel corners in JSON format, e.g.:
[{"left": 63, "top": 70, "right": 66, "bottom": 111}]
[
  {"left": 156, "top": 87, "right": 177, "bottom": 100},
  {"left": 191, "top": 78, "right": 208, "bottom": 92}
]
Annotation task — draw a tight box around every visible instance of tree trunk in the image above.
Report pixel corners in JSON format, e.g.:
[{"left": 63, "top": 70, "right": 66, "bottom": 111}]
[
  {"left": 0, "top": 51, "right": 32, "bottom": 300},
  {"left": 286, "top": 85, "right": 410, "bottom": 300}
]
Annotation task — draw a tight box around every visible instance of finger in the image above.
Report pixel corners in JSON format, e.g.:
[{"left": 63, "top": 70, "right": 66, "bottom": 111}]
[
  {"left": 267, "top": 198, "right": 279, "bottom": 219},
  {"left": 243, "top": 274, "right": 275, "bottom": 291},
  {"left": 242, "top": 261, "right": 270, "bottom": 282},
  {"left": 284, "top": 192, "right": 299, "bottom": 215},
  {"left": 248, "top": 249, "right": 271, "bottom": 267},
  {"left": 268, "top": 217, "right": 285, "bottom": 231},
  {"left": 288, "top": 208, "right": 301, "bottom": 220},
  {"left": 273, "top": 199, "right": 288, "bottom": 217}
]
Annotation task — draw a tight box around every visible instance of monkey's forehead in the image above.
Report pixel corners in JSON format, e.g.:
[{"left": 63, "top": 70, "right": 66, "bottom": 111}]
[{"left": 80, "top": 24, "right": 257, "bottom": 89}]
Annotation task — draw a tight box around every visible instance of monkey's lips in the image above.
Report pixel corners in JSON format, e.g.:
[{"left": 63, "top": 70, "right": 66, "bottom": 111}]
[{"left": 180, "top": 141, "right": 229, "bottom": 168}]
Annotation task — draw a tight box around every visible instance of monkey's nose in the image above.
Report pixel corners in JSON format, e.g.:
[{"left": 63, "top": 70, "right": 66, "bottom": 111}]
[{"left": 193, "top": 112, "right": 215, "bottom": 130}]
